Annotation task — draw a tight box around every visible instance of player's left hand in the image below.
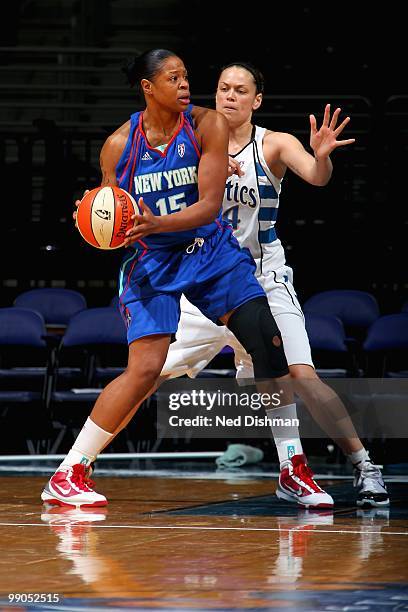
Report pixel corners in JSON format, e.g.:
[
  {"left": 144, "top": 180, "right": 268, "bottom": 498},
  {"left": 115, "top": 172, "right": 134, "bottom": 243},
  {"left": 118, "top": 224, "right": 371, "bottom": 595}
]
[
  {"left": 228, "top": 156, "right": 244, "bottom": 178},
  {"left": 73, "top": 189, "right": 89, "bottom": 229},
  {"left": 310, "top": 104, "right": 355, "bottom": 160},
  {"left": 124, "top": 198, "right": 162, "bottom": 245}
]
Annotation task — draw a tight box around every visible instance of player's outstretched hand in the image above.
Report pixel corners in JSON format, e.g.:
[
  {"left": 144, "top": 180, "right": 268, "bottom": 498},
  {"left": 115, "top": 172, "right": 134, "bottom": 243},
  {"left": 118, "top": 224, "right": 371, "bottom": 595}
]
[
  {"left": 124, "top": 198, "right": 162, "bottom": 246},
  {"left": 310, "top": 104, "right": 355, "bottom": 160},
  {"left": 228, "top": 156, "right": 244, "bottom": 178},
  {"left": 73, "top": 189, "right": 89, "bottom": 228}
]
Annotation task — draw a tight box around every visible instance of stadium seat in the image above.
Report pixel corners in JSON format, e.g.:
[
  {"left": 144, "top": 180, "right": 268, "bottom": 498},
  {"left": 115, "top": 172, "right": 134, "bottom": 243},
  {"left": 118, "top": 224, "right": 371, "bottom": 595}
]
[
  {"left": 197, "top": 345, "right": 236, "bottom": 378},
  {"left": 304, "top": 312, "right": 358, "bottom": 377},
  {"left": 363, "top": 313, "right": 408, "bottom": 377},
  {"left": 48, "top": 307, "right": 128, "bottom": 450},
  {"left": 0, "top": 307, "right": 54, "bottom": 453},
  {"left": 303, "top": 290, "right": 380, "bottom": 342},
  {"left": 14, "top": 288, "right": 87, "bottom": 330},
  {"left": 51, "top": 306, "right": 128, "bottom": 391}
]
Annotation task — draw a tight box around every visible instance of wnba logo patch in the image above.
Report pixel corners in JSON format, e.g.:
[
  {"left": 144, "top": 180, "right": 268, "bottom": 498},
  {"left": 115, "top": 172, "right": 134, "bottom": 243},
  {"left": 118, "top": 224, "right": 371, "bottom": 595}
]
[
  {"left": 177, "top": 143, "right": 185, "bottom": 158},
  {"left": 287, "top": 445, "right": 295, "bottom": 459},
  {"left": 95, "top": 209, "right": 111, "bottom": 221}
]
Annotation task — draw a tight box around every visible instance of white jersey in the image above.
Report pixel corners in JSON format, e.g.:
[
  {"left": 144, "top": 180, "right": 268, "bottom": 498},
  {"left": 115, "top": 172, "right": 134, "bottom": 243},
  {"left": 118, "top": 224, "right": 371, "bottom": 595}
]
[
  {"left": 161, "top": 125, "right": 314, "bottom": 378},
  {"left": 222, "top": 125, "right": 286, "bottom": 273}
]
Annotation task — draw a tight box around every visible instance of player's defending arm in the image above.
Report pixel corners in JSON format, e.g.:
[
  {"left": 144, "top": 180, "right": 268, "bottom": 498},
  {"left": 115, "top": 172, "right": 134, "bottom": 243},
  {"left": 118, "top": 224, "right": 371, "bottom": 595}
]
[
  {"left": 273, "top": 104, "right": 355, "bottom": 187},
  {"left": 126, "top": 110, "right": 229, "bottom": 242}
]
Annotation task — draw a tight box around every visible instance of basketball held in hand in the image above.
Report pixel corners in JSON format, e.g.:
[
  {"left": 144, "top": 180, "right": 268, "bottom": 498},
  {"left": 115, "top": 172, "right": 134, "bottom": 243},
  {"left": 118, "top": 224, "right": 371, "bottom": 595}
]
[{"left": 76, "top": 186, "right": 138, "bottom": 249}]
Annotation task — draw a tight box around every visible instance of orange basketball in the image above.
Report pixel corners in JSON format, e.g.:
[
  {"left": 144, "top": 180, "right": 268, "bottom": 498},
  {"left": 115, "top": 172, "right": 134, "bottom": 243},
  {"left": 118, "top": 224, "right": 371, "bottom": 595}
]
[{"left": 76, "top": 186, "right": 138, "bottom": 250}]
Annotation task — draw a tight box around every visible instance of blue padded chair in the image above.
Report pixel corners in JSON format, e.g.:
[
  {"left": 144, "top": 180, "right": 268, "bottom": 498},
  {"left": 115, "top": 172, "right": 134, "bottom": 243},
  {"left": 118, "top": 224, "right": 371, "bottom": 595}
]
[
  {"left": 14, "top": 288, "right": 87, "bottom": 329},
  {"left": 62, "top": 307, "right": 127, "bottom": 348},
  {"left": 49, "top": 307, "right": 128, "bottom": 451},
  {"left": 0, "top": 307, "right": 54, "bottom": 453},
  {"left": 52, "top": 306, "right": 128, "bottom": 392},
  {"left": 197, "top": 345, "right": 236, "bottom": 378},
  {"left": 304, "top": 312, "right": 357, "bottom": 377},
  {"left": 50, "top": 307, "right": 127, "bottom": 404},
  {"left": 363, "top": 314, "right": 408, "bottom": 377},
  {"left": 0, "top": 307, "right": 49, "bottom": 395},
  {"left": 220, "top": 345, "right": 234, "bottom": 355},
  {"left": 303, "top": 290, "right": 380, "bottom": 342}
]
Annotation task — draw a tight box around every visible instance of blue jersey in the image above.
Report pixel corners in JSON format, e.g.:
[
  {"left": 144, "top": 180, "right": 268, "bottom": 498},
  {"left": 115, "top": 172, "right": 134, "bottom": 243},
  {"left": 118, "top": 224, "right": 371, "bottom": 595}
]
[{"left": 115, "top": 106, "right": 222, "bottom": 249}]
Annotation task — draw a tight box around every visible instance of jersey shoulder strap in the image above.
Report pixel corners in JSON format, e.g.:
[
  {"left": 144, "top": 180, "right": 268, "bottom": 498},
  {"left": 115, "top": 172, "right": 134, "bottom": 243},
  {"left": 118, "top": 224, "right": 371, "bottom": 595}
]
[
  {"left": 253, "top": 126, "right": 281, "bottom": 191},
  {"left": 182, "top": 105, "right": 201, "bottom": 155}
]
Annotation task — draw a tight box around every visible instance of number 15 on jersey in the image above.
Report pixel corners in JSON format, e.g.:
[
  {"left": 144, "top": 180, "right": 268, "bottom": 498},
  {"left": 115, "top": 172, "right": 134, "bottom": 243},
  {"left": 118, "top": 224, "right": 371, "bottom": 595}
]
[{"left": 155, "top": 193, "right": 187, "bottom": 216}]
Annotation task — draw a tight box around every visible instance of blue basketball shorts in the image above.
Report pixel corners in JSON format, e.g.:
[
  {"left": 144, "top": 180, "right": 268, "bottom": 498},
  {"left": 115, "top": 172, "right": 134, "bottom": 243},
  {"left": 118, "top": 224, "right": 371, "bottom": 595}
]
[{"left": 118, "top": 221, "right": 265, "bottom": 344}]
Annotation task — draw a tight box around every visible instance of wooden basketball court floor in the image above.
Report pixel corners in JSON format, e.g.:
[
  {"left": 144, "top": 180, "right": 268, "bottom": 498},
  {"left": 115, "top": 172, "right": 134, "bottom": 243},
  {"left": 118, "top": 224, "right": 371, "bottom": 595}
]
[{"left": 0, "top": 463, "right": 407, "bottom": 611}]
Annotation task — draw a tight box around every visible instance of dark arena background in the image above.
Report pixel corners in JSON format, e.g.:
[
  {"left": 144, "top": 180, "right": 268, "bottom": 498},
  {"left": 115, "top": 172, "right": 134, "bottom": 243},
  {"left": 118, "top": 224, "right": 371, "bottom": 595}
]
[{"left": 0, "top": 2, "right": 408, "bottom": 611}]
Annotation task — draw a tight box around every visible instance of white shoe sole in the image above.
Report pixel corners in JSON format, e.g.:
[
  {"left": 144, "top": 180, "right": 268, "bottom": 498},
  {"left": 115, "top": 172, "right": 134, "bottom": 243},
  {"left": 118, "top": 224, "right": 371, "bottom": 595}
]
[
  {"left": 356, "top": 497, "right": 390, "bottom": 508},
  {"left": 41, "top": 488, "right": 108, "bottom": 508},
  {"left": 276, "top": 487, "right": 334, "bottom": 508}
]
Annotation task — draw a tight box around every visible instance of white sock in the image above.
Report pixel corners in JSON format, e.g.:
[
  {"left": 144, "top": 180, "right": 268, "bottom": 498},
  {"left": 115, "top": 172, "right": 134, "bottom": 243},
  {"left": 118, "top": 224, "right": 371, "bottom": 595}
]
[
  {"left": 59, "top": 417, "right": 113, "bottom": 469},
  {"left": 266, "top": 403, "right": 303, "bottom": 465},
  {"left": 347, "top": 447, "right": 370, "bottom": 468}
]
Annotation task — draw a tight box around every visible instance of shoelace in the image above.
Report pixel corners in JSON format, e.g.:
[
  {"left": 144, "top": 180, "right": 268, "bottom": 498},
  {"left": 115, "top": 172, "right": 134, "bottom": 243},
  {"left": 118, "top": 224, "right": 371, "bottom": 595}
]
[
  {"left": 297, "top": 462, "right": 316, "bottom": 482},
  {"left": 362, "top": 463, "right": 383, "bottom": 473},
  {"left": 354, "top": 460, "right": 383, "bottom": 473},
  {"left": 283, "top": 460, "right": 321, "bottom": 495},
  {"left": 85, "top": 475, "right": 95, "bottom": 489},
  {"left": 356, "top": 462, "right": 383, "bottom": 478},
  {"left": 71, "top": 465, "right": 92, "bottom": 490},
  {"left": 185, "top": 237, "right": 205, "bottom": 253},
  {"left": 354, "top": 462, "right": 384, "bottom": 488},
  {"left": 84, "top": 464, "right": 94, "bottom": 483}
]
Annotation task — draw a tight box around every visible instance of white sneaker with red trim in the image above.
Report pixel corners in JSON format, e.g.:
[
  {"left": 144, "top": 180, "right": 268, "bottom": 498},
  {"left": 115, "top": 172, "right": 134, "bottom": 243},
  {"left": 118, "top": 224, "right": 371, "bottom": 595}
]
[
  {"left": 276, "top": 454, "right": 334, "bottom": 508},
  {"left": 41, "top": 464, "right": 107, "bottom": 508}
]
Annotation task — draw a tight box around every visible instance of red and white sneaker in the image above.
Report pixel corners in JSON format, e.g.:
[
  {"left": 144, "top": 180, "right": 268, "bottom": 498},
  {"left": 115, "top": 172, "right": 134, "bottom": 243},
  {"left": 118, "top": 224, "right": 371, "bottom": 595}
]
[
  {"left": 41, "top": 464, "right": 107, "bottom": 508},
  {"left": 276, "top": 454, "right": 334, "bottom": 508}
]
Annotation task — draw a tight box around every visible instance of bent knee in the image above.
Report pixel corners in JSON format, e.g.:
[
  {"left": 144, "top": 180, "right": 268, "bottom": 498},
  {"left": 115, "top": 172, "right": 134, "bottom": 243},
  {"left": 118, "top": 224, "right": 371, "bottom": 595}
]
[
  {"left": 228, "top": 297, "right": 289, "bottom": 378},
  {"left": 289, "top": 364, "right": 318, "bottom": 380},
  {"left": 290, "top": 366, "right": 332, "bottom": 403}
]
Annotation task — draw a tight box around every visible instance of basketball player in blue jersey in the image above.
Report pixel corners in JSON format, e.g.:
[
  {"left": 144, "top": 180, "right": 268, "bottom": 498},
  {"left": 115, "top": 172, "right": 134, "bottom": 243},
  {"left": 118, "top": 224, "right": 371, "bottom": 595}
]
[
  {"left": 41, "top": 50, "right": 307, "bottom": 509},
  {"left": 109, "top": 63, "right": 388, "bottom": 509}
]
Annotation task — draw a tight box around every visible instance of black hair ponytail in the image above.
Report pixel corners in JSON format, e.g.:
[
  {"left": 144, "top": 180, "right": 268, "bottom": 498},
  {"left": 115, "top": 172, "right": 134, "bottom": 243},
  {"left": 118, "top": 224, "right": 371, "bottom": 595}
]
[{"left": 122, "top": 48, "right": 178, "bottom": 91}]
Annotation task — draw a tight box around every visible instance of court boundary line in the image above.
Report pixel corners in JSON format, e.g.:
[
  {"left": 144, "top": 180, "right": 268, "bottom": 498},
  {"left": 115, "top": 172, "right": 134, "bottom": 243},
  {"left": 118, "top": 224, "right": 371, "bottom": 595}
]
[{"left": 0, "top": 522, "right": 406, "bottom": 536}]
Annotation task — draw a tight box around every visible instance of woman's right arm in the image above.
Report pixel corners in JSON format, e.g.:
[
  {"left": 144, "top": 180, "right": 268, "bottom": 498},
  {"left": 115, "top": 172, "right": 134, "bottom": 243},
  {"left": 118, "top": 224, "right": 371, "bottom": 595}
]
[
  {"left": 73, "top": 124, "right": 129, "bottom": 222},
  {"left": 99, "top": 124, "right": 129, "bottom": 186}
]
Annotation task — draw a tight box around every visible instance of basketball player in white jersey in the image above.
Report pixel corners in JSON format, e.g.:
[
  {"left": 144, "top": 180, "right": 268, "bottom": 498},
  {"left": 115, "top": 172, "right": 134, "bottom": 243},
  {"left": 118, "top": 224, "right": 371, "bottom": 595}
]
[{"left": 111, "top": 63, "right": 389, "bottom": 508}]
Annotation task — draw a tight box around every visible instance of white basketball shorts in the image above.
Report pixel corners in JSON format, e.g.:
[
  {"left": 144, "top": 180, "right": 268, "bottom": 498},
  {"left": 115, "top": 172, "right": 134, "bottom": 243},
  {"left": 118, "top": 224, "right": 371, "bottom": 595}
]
[{"left": 161, "top": 264, "right": 314, "bottom": 378}]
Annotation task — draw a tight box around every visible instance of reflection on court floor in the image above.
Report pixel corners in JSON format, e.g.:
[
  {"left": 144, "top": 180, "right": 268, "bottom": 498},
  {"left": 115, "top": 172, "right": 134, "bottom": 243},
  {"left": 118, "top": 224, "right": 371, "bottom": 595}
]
[{"left": 0, "top": 466, "right": 407, "bottom": 611}]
